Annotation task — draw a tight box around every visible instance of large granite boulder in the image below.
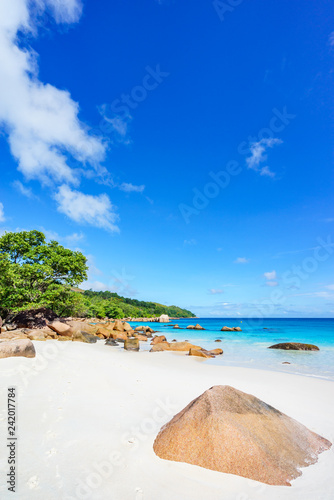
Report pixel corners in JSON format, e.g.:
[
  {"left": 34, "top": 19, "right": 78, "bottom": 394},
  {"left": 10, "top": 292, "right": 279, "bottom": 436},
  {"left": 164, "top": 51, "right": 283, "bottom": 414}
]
[
  {"left": 153, "top": 385, "right": 331, "bottom": 486},
  {"left": 221, "top": 326, "right": 242, "bottom": 332},
  {"left": 159, "top": 314, "right": 169, "bottom": 323},
  {"left": 27, "top": 330, "right": 48, "bottom": 341},
  {"left": 194, "top": 324, "right": 205, "bottom": 330},
  {"left": 189, "top": 347, "right": 223, "bottom": 358},
  {"left": 0, "top": 339, "right": 36, "bottom": 359},
  {"left": 269, "top": 342, "right": 319, "bottom": 351},
  {"left": 210, "top": 348, "right": 223, "bottom": 356},
  {"left": 151, "top": 335, "right": 167, "bottom": 345},
  {"left": 109, "top": 331, "right": 128, "bottom": 341},
  {"left": 0, "top": 331, "right": 29, "bottom": 340},
  {"left": 150, "top": 342, "right": 202, "bottom": 352},
  {"left": 124, "top": 338, "right": 139, "bottom": 351},
  {"left": 134, "top": 334, "right": 148, "bottom": 341},
  {"left": 135, "top": 325, "right": 154, "bottom": 333},
  {"left": 135, "top": 326, "right": 145, "bottom": 332},
  {"left": 113, "top": 320, "right": 127, "bottom": 331},
  {"left": 48, "top": 321, "right": 71, "bottom": 336},
  {"left": 96, "top": 327, "right": 112, "bottom": 339},
  {"left": 189, "top": 348, "right": 214, "bottom": 358},
  {"left": 123, "top": 322, "right": 133, "bottom": 332},
  {"left": 72, "top": 331, "right": 98, "bottom": 343},
  {"left": 105, "top": 338, "right": 119, "bottom": 346}
]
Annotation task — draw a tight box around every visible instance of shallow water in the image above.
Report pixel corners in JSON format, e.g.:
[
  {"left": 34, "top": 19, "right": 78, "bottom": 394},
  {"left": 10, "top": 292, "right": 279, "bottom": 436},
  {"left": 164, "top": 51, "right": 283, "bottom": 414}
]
[{"left": 129, "top": 318, "right": 334, "bottom": 380}]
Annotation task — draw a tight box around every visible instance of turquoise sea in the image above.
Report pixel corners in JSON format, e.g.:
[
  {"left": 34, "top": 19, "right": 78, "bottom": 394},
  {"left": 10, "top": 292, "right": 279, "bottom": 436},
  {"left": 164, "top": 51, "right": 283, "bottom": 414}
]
[{"left": 129, "top": 318, "right": 334, "bottom": 380}]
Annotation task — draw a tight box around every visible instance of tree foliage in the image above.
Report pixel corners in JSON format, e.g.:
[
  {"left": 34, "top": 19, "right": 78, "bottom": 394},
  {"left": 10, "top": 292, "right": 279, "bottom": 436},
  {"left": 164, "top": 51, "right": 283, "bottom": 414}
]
[
  {"left": 0, "top": 230, "right": 195, "bottom": 320},
  {"left": 82, "top": 290, "right": 195, "bottom": 318},
  {"left": 0, "top": 230, "right": 88, "bottom": 317}
]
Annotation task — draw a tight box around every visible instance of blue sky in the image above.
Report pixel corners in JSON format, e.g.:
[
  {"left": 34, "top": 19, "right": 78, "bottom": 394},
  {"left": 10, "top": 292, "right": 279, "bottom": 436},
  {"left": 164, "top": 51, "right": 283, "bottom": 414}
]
[{"left": 0, "top": 0, "right": 333, "bottom": 317}]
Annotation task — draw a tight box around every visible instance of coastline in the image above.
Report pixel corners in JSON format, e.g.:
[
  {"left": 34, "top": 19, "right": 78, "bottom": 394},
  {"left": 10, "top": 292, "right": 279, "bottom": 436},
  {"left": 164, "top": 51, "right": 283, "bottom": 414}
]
[
  {"left": 128, "top": 318, "right": 334, "bottom": 381},
  {"left": 0, "top": 340, "right": 333, "bottom": 500}
]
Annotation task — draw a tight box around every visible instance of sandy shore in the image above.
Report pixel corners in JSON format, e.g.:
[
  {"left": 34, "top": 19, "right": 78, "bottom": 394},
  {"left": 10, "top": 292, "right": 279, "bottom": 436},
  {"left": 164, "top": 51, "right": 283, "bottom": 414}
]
[{"left": 0, "top": 340, "right": 333, "bottom": 500}]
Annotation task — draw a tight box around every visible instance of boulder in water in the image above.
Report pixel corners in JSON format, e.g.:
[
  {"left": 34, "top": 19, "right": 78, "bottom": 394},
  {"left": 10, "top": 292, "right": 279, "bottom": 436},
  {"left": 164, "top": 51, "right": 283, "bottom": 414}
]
[{"left": 269, "top": 342, "right": 319, "bottom": 351}]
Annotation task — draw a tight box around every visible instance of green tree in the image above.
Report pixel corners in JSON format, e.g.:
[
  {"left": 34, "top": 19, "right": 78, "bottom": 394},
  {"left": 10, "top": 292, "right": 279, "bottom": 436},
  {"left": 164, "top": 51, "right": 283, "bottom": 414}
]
[
  {"left": 0, "top": 230, "right": 88, "bottom": 317},
  {"left": 104, "top": 302, "right": 124, "bottom": 319}
]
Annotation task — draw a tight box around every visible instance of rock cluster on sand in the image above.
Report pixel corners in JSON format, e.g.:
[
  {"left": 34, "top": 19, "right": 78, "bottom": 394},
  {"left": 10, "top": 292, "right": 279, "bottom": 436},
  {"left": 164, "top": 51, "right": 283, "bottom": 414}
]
[
  {"left": 269, "top": 342, "right": 319, "bottom": 351},
  {"left": 0, "top": 339, "right": 36, "bottom": 359},
  {"left": 153, "top": 385, "right": 332, "bottom": 486},
  {"left": 149, "top": 336, "right": 224, "bottom": 358},
  {"left": 0, "top": 310, "right": 230, "bottom": 360},
  {"left": 0, "top": 308, "right": 154, "bottom": 348}
]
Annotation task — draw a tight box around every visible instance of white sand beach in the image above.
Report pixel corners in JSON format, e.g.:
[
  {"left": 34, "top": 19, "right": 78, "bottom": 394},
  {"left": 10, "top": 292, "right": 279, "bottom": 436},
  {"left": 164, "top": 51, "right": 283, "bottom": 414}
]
[{"left": 0, "top": 340, "right": 333, "bottom": 500}]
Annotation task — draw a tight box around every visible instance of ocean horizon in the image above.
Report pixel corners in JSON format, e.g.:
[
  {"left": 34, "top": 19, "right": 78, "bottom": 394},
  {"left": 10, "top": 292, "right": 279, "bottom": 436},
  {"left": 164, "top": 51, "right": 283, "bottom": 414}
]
[{"left": 130, "top": 317, "right": 334, "bottom": 380}]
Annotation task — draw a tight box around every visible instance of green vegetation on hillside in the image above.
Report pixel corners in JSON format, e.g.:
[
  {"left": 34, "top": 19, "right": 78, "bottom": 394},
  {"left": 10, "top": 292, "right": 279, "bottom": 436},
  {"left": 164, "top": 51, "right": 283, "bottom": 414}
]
[
  {"left": 81, "top": 290, "right": 196, "bottom": 319},
  {"left": 0, "top": 230, "right": 195, "bottom": 319}
]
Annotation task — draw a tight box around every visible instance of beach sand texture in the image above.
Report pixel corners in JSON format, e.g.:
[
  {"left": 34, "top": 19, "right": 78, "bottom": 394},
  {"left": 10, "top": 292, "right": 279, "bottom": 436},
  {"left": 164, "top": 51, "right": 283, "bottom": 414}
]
[{"left": 0, "top": 340, "right": 333, "bottom": 500}]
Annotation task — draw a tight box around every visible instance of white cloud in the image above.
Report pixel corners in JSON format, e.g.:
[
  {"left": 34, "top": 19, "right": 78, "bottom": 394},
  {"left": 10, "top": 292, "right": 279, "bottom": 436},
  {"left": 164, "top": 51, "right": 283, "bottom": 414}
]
[
  {"left": 55, "top": 185, "right": 119, "bottom": 232},
  {"left": 119, "top": 182, "right": 145, "bottom": 193},
  {"left": 246, "top": 138, "right": 282, "bottom": 175},
  {"left": 81, "top": 280, "right": 118, "bottom": 292},
  {"left": 234, "top": 257, "right": 249, "bottom": 264},
  {"left": 329, "top": 32, "right": 334, "bottom": 46},
  {"left": 290, "top": 291, "right": 334, "bottom": 299},
  {"left": 264, "top": 270, "right": 277, "bottom": 280},
  {"left": 260, "top": 166, "right": 276, "bottom": 178},
  {"left": 82, "top": 265, "right": 137, "bottom": 295},
  {"left": 98, "top": 104, "right": 132, "bottom": 143},
  {"left": 12, "top": 180, "right": 37, "bottom": 199},
  {"left": 42, "top": 0, "right": 83, "bottom": 24},
  {"left": 42, "top": 228, "right": 84, "bottom": 246},
  {"left": 0, "top": 0, "right": 106, "bottom": 186},
  {"left": 326, "top": 284, "right": 334, "bottom": 291},
  {"left": 86, "top": 254, "right": 103, "bottom": 278},
  {"left": 184, "top": 239, "right": 197, "bottom": 246},
  {"left": 0, "top": 202, "right": 5, "bottom": 222},
  {"left": 209, "top": 289, "right": 224, "bottom": 295},
  {"left": 266, "top": 281, "right": 278, "bottom": 287}
]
